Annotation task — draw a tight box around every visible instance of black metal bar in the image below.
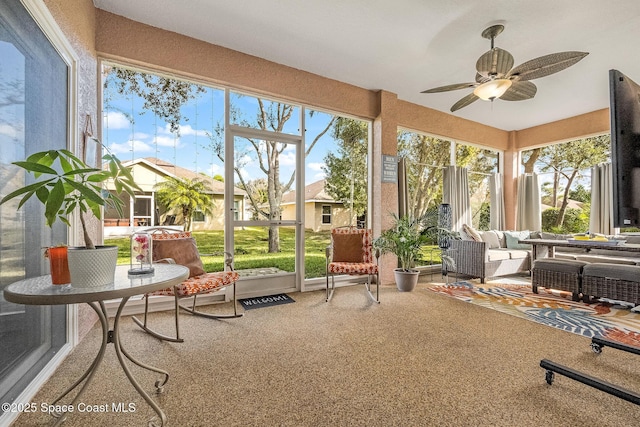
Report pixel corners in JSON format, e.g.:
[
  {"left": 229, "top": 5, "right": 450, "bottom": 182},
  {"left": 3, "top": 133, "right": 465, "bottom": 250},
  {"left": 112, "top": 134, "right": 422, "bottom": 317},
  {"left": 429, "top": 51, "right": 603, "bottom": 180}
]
[
  {"left": 592, "top": 337, "right": 640, "bottom": 356},
  {"left": 540, "top": 359, "right": 640, "bottom": 406}
]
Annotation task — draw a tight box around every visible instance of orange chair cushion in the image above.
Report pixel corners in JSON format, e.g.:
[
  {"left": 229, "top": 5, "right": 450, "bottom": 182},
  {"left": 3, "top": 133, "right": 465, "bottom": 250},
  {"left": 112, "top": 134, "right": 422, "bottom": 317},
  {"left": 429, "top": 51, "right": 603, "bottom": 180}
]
[
  {"left": 332, "top": 233, "right": 364, "bottom": 262},
  {"left": 152, "top": 236, "right": 205, "bottom": 278},
  {"left": 328, "top": 262, "right": 378, "bottom": 275},
  {"left": 149, "top": 271, "right": 240, "bottom": 298}
]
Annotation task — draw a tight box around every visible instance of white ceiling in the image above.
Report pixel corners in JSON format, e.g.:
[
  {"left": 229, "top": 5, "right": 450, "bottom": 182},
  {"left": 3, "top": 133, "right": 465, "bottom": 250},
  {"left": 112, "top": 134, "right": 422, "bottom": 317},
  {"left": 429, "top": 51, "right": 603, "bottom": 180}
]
[{"left": 93, "top": 0, "right": 640, "bottom": 131}]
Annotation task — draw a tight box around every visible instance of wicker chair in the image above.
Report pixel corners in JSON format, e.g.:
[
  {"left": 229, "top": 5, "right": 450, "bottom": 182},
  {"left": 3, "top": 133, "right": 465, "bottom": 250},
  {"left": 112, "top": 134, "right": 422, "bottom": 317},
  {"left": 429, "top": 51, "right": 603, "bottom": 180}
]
[
  {"left": 325, "top": 227, "right": 380, "bottom": 303},
  {"left": 132, "top": 227, "right": 242, "bottom": 342}
]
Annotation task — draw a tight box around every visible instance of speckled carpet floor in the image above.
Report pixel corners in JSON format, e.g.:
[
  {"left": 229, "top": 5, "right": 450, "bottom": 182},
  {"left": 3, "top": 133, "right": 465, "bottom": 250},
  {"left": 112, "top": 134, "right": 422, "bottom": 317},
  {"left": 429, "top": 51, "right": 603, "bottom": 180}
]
[{"left": 11, "top": 278, "right": 640, "bottom": 427}]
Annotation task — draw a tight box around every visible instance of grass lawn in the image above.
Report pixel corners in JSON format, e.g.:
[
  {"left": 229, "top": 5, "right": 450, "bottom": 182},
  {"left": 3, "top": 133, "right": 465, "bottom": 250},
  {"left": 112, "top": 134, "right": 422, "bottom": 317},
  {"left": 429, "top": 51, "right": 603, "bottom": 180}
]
[{"left": 107, "top": 228, "right": 443, "bottom": 279}]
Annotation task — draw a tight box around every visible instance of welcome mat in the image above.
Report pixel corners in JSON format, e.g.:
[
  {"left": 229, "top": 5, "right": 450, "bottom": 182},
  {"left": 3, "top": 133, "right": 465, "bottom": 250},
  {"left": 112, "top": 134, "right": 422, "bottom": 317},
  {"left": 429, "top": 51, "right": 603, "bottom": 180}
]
[
  {"left": 239, "top": 293, "right": 295, "bottom": 310},
  {"left": 428, "top": 281, "right": 640, "bottom": 348}
]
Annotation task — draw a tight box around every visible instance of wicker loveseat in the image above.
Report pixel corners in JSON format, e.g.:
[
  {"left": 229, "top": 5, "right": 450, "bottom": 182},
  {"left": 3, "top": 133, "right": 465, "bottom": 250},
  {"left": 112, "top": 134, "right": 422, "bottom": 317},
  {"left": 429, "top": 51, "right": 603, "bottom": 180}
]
[
  {"left": 449, "top": 230, "right": 533, "bottom": 283},
  {"left": 449, "top": 229, "right": 640, "bottom": 283}
]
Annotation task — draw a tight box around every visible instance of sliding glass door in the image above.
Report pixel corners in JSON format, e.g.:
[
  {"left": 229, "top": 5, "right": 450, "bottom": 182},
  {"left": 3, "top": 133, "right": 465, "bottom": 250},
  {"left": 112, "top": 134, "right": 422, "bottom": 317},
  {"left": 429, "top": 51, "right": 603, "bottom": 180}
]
[{"left": 0, "top": 0, "right": 68, "bottom": 414}]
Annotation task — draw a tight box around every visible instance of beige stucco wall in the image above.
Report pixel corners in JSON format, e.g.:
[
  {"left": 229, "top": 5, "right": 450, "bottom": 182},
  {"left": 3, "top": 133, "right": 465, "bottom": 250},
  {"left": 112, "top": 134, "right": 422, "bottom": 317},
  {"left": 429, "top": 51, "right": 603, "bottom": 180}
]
[
  {"left": 514, "top": 109, "right": 610, "bottom": 149},
  {"left": 282, "top": 202, "right": 352, "bottom": 232}
]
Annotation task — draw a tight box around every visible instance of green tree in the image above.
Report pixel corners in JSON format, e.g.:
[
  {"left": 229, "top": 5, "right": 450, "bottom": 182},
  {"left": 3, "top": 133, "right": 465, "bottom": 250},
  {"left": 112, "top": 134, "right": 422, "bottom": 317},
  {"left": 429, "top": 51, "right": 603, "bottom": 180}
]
[
  {"left": 455, "top": 144, "right": 498, "bottom": 229},
  {"left": 240, "top": 178, "right": 269, "bottom": 220},
  {"left": 207, "top": 101, "right": 335, "bottom": 252},
  {"left": 397, "top": 132, "right": 450, "bottom": 218},
  {"left": 568, "top": 184, "right": 591, "bottom": 203},
  {"left": 103, "top": 66, "right": 206, "bottom": 134},
  {"left": 542, "top": 207, "right": 589, "bottom": 233},
  {"left": 155, "top": 177, "right": 214, "bottom": 231},
  {"left": 522, "top": 135, "right": 610, "bottom": 227},
  {"left": 322, "top": 118, "right": 368, "bottom": 220}
]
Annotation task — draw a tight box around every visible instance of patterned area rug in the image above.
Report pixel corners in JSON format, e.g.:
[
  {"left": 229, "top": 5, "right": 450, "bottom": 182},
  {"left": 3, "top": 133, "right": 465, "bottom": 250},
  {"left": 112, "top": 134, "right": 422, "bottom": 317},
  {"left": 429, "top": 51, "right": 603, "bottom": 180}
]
[{"left": 428, "top": 279, "right": 640, "bottom": 348}]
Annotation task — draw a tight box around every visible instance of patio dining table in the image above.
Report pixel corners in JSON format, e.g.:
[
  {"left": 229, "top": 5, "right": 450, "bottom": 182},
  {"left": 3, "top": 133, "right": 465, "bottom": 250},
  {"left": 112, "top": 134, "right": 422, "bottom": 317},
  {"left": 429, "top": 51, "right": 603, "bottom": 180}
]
[{"left": 521, "top": 238, "right": 640, "bottom": 261}]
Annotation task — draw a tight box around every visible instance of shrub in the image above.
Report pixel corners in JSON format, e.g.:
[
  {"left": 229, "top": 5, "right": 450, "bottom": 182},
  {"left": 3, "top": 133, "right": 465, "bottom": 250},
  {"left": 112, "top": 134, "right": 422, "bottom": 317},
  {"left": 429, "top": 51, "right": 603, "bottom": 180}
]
[{"left": 542, "top": 207, "right": 589, "bottom": 234}]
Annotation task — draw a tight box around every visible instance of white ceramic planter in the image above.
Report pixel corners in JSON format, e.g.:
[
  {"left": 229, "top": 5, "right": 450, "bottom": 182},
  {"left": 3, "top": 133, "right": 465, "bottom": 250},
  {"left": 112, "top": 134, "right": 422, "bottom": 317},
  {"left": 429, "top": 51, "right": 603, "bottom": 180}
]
[
  {"left": 67, "top": 246, "right": 118, "bottom": 288},
  {"left": 394, "top": 268, "right": 419, "bottom": 292}
]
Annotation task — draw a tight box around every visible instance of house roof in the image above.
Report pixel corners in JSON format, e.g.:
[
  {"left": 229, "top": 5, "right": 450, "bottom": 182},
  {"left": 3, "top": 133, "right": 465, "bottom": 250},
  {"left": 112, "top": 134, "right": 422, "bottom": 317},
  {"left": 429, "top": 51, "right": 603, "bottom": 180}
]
[
  {"left": 124, "top": 157, "right": 246, "bottom": 196},
  {"left": 281, "top": 180, "right": 339, "bottom": 205}
]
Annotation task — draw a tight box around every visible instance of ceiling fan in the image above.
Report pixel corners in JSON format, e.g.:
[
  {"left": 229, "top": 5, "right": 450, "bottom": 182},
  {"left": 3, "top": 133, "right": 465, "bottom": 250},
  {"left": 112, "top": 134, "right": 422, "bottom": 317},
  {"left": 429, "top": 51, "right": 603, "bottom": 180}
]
[{"left": 421, "top": 24, "right": 589, "bottom": 112}]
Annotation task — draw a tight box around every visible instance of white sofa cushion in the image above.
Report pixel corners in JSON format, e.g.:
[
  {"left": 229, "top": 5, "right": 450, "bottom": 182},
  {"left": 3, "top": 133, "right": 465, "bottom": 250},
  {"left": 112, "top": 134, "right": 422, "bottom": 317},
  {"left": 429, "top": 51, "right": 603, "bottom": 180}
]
[
  {"left": 481, "top": 231, "right": 501, "bottom": 249},
  {"left": 487, "top": 249, "right": 512, "bottom": 262},
  {"left": 508, "top": 250, "right": 530, "bottom": 260}
]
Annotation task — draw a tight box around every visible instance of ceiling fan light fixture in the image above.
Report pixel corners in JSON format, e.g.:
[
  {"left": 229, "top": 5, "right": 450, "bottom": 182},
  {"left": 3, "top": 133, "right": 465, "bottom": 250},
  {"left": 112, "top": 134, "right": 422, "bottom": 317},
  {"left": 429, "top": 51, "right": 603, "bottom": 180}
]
[{"left": 473, "top": 79, "right": 512, "bottom": 101}]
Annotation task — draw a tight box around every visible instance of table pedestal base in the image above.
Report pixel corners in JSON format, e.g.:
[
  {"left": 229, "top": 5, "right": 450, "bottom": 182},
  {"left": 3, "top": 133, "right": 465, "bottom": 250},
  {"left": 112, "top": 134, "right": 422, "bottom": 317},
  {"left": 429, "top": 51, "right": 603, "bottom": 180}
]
[{"left": 51, "top": 298, "right": 169, "bottom": 426}]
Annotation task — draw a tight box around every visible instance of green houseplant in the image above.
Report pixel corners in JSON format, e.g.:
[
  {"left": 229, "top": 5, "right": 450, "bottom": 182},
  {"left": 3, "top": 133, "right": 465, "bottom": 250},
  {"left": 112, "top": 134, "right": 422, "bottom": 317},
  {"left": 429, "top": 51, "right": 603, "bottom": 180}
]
[
  {"left": 374, "top": 211, "right": 458, "bottom": 291},
  {"left": 0, "top": 141, "right": 140, "bottom": 287},
  {"left": 374, "top": 214, "right": 427, "bottom": 291}
]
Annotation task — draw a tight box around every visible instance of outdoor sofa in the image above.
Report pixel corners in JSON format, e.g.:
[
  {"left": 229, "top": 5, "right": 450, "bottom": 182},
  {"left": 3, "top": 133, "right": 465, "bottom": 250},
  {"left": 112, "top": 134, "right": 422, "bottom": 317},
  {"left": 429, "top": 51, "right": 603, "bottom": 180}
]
[{"left": 449, "top": 228, "right": 640, "bottom": 283}]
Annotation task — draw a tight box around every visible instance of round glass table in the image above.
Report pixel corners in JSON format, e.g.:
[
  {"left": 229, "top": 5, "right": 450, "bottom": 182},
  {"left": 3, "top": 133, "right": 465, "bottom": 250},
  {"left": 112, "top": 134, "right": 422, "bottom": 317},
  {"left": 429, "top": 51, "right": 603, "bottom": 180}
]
[{"left": 4, "top": 263, "right": 189, "bottom": 426}]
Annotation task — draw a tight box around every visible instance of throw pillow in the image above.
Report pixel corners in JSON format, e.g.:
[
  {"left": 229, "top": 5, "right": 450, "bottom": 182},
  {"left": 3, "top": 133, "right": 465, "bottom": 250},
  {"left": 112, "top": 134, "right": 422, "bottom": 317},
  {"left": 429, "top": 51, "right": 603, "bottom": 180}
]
[
  {"left": 152, "top": 237, "right": 206, "bottom": 278},
  {"left": 480, "top": 230, "right": 501, "bottom": 249},
  {"left": 491, "top": 230, "right": 506, "bottom": 247},
  {"left": 504, "top": 230, "right": 531, "bottom": 250},
  {"left": 540, "top": 231, "right": 560, "bottom": 240},
  {"left": 332, "top": 233, "right": 364, "bottom": 263},
  {"left": 462, "top": 224, "right": 482, "bottom": 242}
]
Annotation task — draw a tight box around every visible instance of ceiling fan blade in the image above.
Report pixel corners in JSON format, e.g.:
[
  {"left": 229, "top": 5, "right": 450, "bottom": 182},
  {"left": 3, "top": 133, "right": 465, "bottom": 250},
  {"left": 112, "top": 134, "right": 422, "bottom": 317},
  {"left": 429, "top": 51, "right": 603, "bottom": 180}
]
[
  {"left": 450, "top": 93, "right": 479, "bottom": 112},
  {"left": 499, "top": 81, "right": 537, "bottom": 101},
  {"left": 421, "top": 82, "right": 477, "bottom": 93},
  {"left": 475, "top": 73, "right": 490, "bottom": 84},
  {"left": 508, "top": 51, "right": 589, "bottom": 81},
  {"left": 476, "top": 48, "right": 514, "bottom": 78}
]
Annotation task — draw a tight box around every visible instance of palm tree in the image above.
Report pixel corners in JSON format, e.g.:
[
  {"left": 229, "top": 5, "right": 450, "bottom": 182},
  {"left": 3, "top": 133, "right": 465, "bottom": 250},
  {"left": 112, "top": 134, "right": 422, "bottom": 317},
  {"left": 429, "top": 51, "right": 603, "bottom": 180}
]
[{"left": 155, "top": 177, "right": 214, "bottom": 231}]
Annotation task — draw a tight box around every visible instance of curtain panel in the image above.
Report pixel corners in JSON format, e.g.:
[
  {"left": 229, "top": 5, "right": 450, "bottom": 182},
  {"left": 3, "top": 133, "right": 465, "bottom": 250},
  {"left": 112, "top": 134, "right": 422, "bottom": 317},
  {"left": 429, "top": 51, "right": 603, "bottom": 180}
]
[
  {"left": 516, "top": 173, "right": 542, "bottom": 231},
  {"left": 443, "top": 166, "right": 471, "bottom": 232},
  {"left": 590, "top": 162, "right": 616, "bottom": 235},
  {"left": 397, "top": 157, "right": 409, "bottom": 218},
  {"left": 489, "top": 172, "right": 506, "bottom": 230}
]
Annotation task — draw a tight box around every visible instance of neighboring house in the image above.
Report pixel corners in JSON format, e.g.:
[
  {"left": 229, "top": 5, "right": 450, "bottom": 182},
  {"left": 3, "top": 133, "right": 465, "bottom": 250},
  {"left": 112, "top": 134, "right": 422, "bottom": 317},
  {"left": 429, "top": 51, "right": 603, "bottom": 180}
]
[
  {"left": 103, "top": 157, "right": 246, "bottom": 234},
  {"left": 280, "top": 180, "right": 356, "bottom": 231}
]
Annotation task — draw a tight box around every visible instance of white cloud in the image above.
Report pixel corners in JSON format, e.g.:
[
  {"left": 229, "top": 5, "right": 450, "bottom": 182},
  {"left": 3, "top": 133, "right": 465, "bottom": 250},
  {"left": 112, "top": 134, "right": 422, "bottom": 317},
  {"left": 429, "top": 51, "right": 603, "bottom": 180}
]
[
  {"left": 0, "top": 123, "right": 21, "bottom": 139},
  {"left": 162, "top": 123, "right": 209, "bottom": 138},
  {"left": 278, "top": 150, "right": 296, "bottom": 167},
  {"left": 179, "top": 124, "right": 209, "bottom": 137},
  {"left": 103, "top": 111, "right": 130, "bottom": 129},
  {"left": 107, "top": 139, "right": 154, "bottom": 156},
  {"left": 153, "top": 135, "right": 180, "bottom": 148},
  {"left": 208, "top": 163, "right": 222, "bottom": 176},
  {"left": 307, "top": 162, "right": 324, "bottom": 172}
]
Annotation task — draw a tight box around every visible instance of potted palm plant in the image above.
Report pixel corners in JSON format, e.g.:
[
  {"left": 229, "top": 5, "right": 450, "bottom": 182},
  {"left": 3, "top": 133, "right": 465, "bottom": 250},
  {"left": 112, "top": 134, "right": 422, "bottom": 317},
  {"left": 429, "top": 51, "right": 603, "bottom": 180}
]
[
  {"left": 0, "top": 140, "right": 140, "bottom": 287},
  {"left": 374, "top": 214, "right": 427, "bottom": 291},
  {"left": 374, "top": 211, "right": 459, "bottom": 291}
]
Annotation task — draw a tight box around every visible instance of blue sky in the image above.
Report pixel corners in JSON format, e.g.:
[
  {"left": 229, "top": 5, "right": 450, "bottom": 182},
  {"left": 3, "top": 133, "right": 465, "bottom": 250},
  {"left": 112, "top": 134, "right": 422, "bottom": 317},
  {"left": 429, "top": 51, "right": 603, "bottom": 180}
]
[{"left": 102, "top": 80, "right": 344, "bottom": 187}]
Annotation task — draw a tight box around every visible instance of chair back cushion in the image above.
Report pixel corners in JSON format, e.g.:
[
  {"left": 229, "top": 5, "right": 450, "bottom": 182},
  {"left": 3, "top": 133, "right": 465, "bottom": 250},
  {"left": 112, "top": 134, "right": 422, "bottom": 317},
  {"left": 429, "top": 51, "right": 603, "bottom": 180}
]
[
  {"left": 331, "top": 228, "right": 373, "bottom": 263},
  {"left": 333, "top": 233, "right": 364, "bottom": 262},
  {"left": 151, "top": 231, "right": 205, "bottom": 278}
]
